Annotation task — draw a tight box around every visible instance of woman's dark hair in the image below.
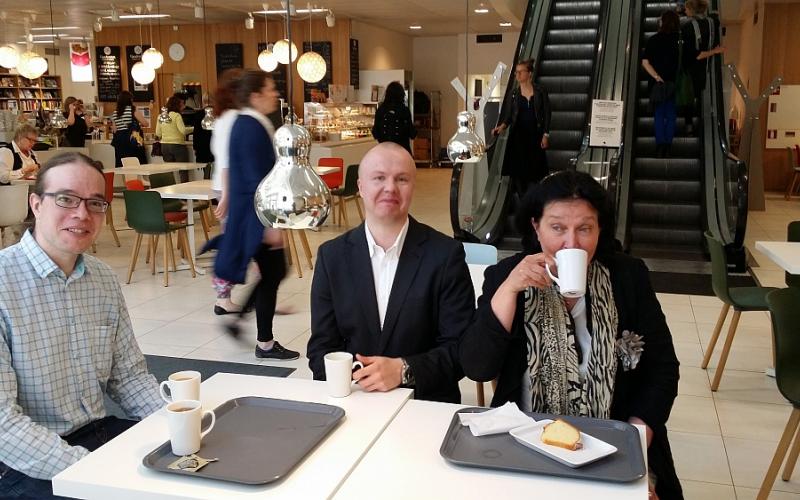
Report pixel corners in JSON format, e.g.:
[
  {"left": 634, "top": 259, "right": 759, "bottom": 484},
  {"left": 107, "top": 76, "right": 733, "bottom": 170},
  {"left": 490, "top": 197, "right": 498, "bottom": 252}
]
[
  {"left": 517, "top": 58, "right": 535, "bottom": 73},
  {"left": 33, "top": 153, "right": 104, "bottom": 197},
  {"left": 515, "top": 170, "right": 617, "bottom": 262},
  {"left": 115, "top": 90, "right": 133, "bottom": 118},
  {"left": 658, "top": 10, "right": 681, "bottom": 33},
  {"left": 165, "top": 95, "right": 182, "bottom": 113},
  {"left": 213, "top": 68, "right": 243, "bottom": 116},
  {"left": 381, "top": 81, "right": 406, "bottom": 108},
  {"left": 233, "top": 69, "right": 271, "bottom": 109}
]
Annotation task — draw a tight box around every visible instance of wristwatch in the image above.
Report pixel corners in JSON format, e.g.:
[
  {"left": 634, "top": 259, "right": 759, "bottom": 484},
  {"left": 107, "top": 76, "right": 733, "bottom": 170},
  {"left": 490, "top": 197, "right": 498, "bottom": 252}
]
[{"left": 400, "top": 358, "right": 415, "bottom": 386}]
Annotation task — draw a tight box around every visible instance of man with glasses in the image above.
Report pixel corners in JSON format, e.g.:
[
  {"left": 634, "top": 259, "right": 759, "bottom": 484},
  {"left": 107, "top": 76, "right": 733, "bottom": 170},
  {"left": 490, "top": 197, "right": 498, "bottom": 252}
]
[
  {"left": 0, "top": 124, "right": 40, "bottom": 185},
  {"left": 0, "top": 153, "right": 162, "bottom": 499}
]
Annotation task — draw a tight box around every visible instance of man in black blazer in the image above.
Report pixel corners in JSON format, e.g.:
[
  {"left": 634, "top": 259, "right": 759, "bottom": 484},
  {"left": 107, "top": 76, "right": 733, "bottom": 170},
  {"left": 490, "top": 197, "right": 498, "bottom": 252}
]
[{"left": 307, "top": 143, "right": 475, "bottom": 403}]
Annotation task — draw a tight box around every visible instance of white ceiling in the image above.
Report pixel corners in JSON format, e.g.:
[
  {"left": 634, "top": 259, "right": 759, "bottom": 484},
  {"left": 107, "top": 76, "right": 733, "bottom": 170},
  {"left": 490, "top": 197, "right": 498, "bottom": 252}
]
[{"left": 0, "top": 0, "right": 524, "bottom": 43}]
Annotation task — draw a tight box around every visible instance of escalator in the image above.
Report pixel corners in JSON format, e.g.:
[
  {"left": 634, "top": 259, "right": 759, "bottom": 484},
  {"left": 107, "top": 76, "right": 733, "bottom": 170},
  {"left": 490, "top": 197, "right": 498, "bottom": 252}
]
[{"left": 451, "top": 0, "right": 614, "bottom": 252}]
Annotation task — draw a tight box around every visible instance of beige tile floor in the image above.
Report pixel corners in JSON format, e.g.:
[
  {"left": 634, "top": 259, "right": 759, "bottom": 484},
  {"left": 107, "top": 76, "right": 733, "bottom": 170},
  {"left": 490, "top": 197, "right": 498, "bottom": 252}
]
[{"left": 83, "top": 171, "right": 799, "bottom": 499}]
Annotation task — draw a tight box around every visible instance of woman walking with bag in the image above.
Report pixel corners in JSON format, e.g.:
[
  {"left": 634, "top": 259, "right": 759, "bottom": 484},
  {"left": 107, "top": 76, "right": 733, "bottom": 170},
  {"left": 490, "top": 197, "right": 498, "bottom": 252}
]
[
  {"left": 642, "top": 11, "right": 681, "bottom": 158},
  {"left": 111, "top": 91, "right": 147, "bottom": 167}
]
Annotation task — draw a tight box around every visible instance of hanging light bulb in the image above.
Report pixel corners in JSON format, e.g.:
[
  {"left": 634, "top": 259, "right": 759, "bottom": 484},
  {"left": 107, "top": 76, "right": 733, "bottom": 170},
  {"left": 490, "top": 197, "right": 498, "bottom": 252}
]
[
  {"left": 245, "top": 12, "right": 254, "bottom": 29},
  {"left": 17, "top": 50, "right": 48, "bottom": 79},
  {"left": 297, "top": 51, "right": 326, "bottom": 83},
  {"left": 158, "top": 106, "right": 172, "bottom": 124},
  {"left": 141, "top": 47, "right": 163, "bottom": 69},
  {"left": 131, "top": 61, "right": 155, "bottom": 84},
  {"left": 254, "top": 123, "right": 331, "bottom": 229},
  {"left": 258, "top": 47, "right": 278, "bottom": 72},
  {"left": 0, "top": 45, "right": 18, "bottom": 69},
  {"left": 93, "top": 17, "right": 103, "bottom": 32},
  {"left": 273, "top": 39, "right": 297, "bottom": 64},
  {"left": 200, "top": 106, "right": 215, "bottom": 130},
  {"left": 447, "top": 111, "right": 486, "bottom": 163}
]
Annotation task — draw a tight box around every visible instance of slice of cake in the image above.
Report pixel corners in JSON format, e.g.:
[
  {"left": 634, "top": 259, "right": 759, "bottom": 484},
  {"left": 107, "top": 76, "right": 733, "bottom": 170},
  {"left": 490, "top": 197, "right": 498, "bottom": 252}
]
[{"left": 541, "top": 419, "right": 582, "bottom": 450}]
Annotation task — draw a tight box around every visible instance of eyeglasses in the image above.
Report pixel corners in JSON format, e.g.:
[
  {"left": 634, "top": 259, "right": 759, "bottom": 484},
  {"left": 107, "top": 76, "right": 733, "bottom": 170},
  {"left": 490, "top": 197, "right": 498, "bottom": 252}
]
[
  {"left": 24, "top": 136, "right": 38, "bottom": 143},
  {"left": 42, "top": 192, "right": 109, "bottom": 213}
]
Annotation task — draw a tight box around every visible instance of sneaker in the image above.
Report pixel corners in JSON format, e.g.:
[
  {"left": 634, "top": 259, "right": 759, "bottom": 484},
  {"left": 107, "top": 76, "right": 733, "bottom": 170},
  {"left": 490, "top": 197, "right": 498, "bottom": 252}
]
[{"left": 255, "top": 341, "right": 300, "bottom": 360}]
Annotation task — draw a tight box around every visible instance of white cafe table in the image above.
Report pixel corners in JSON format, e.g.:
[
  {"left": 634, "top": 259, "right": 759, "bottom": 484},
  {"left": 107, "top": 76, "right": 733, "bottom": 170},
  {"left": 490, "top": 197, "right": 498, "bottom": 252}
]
[
  {"left": 755, "top": 241, "right": 800, "bottom": 275},
  {"left": 334, "top": 399, "right": 648, "bottom": 500},
  {"left": 53, "top": 373, "right": 413, "bottom": 500},
  {"left": 150, "top": 180, "right": 216, "bottom": 274},
  {"left": 110, "top": 162, "right": 206, "bottom": 182}
]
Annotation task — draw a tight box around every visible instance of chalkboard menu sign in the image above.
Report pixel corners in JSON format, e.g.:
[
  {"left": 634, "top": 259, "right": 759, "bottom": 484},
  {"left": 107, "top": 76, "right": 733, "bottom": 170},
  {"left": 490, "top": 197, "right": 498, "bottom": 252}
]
[
  {"left": 302, "top": 41, "right": 332, "bottom": 102},
  {"left": 96, "top": 45, "right": 122, "bottom": 102},
  {"left": 125, "top": 45, "right": 154, "bottom": 102},
  {"left": 215, "top": 43, "right": 243, "bottom": 77},
  {"left": 349, "top": 39, "right": 359, "bottom": 88},
  {"left": 257, "top": 43, "right": 288, "bottom": 101}
]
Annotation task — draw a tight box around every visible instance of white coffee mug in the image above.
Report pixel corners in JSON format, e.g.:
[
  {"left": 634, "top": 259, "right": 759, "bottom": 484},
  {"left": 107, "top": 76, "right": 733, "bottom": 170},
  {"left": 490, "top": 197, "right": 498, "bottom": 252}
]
[
  {"left": 324, "top": 352, "right": 365, "bottom": 398},
  {"left": 160, "top": 370, "right": 201, "bottom": 404},
  {"left": 166, "top": 400, "right": 215, "bottom": 456},
  {"left": 545, "top": 248, "right": 589, "bottom": 298}
]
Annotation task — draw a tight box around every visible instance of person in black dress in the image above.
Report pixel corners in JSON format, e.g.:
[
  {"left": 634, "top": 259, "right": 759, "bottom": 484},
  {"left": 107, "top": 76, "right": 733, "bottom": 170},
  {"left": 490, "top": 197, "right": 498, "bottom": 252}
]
[
  {"left": 372, "top": 81, "right": 416, "bottom": 154},
  {"left": 492, "top": 59, "right": 551, "bottom": 198},
  {"left": 62, "top": 97, "right": 89, "bottom": 147}
]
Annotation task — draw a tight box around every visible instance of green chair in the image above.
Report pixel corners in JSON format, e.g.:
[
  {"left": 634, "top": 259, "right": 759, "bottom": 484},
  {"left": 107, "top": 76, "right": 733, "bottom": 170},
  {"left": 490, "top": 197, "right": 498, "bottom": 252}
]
[
  {"left": 149, "top": 172, "right": 211, "bottom": 241},
  {"left": 702, "top": 231, "right": 777, "bottom": 391},
  {"left": 759, "top": 287, "right": 800, "bottom": 499},
  {"left": 123, "top": 190, "right": 195, "bottom": 287},
  {"left": 787, "top": 221, "right": 800, "bottom": 287},
  {"left": 331, "top": 164, "right": 363, "bottom": 228}
]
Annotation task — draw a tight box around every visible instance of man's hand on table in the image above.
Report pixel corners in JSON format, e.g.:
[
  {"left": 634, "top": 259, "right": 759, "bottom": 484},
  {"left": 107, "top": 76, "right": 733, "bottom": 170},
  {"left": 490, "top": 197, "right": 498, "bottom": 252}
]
[{"left": 353, "top": 354, "right": 403, "bottom": 392}]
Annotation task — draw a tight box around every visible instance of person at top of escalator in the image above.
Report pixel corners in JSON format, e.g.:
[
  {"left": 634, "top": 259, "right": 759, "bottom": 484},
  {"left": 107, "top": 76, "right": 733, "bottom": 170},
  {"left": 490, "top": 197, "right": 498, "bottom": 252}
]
[
  {"left": 642, "top": 10, "right": 682, "bottom": 158},
  {"left": 679, "top": 0, "right": 725, "bottom": 136},
  {"left": 492, "top": 58, "right": 551, "bottom": 199}
]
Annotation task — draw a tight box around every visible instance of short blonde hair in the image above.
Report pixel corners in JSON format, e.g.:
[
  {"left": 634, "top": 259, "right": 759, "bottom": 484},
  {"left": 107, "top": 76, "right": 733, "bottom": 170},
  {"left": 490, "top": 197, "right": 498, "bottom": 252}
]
[
  {"left": 685, "top": 0, "right": 709, "bottom": 14},
  {"left": 13, "top": 124, "right": 38, "bottom": 142}
]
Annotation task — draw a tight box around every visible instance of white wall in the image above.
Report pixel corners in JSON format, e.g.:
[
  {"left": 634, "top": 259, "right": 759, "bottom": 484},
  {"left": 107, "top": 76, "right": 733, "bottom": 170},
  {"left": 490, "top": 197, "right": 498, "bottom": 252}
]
[
  {"left": 40, "top": 45, "right": 99, "bottom": 107},
  {"left": 350, "top": 21, "right": 413, "bottom": 71}
]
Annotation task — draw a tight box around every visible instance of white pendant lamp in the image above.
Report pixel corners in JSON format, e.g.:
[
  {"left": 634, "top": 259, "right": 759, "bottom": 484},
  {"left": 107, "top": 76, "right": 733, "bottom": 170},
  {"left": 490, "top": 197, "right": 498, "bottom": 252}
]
[
  {"left": 142, "top": 47, "right": 163, "bottom": 69},
  {"left": 17, "top": 50, "right": 48, "bottom": 79},
  {"left": 131, "top": 61, "right": 155, "bottom": 84},
  {"left": 297, "top": 5, "right": 326, "bottom": 83},
  {"left": 273, "top": 38, "right": 297, "bottom": 64},
  {"left": 0, "top": 45, "right": 18, "bottom": 69},
  {"left": 446, "top": 0, "right": 485, "bottom": 164},
  {"left": 257, "top": 7, "right": 278, "bottom": 72}
]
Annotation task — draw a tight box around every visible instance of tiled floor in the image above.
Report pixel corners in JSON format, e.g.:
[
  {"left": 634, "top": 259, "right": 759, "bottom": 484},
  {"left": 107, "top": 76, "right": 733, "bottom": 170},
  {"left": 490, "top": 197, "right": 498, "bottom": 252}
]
[{"left": 87, "top": 170, "right": 799, "bottom": 499}]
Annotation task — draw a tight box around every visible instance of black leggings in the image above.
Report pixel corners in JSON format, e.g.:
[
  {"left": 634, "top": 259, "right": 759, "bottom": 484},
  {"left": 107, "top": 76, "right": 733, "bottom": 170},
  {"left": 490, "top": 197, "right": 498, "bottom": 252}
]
[
  {"left": 238, "top": 245, "right": 286, "bottom": 342},
  {"left": 0, "top": 416, "right": 138, "bottom": 499}
]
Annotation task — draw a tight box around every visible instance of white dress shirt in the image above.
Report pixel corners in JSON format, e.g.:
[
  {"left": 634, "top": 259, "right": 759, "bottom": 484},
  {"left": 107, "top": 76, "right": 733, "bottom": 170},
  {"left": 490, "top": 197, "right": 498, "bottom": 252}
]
[
  {"left": 365, "top": 218, "right": 410, "bottom": 329},
  {"left": 0, "top": 141, "right": 37, "bottom": 184}
]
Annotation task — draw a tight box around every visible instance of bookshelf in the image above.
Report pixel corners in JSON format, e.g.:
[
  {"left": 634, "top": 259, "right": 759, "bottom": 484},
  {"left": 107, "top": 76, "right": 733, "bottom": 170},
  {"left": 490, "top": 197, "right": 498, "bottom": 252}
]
[{"left": 0, "top": 75, "right": 62, "bottom": 112}]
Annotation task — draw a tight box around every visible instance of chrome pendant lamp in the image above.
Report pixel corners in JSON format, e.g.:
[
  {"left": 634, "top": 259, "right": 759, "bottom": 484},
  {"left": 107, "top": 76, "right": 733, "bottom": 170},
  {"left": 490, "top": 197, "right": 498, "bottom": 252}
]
[
  {"left": 157, "top": 106, "right": 172, "bottom": 124},
  {"left": 199, "top": 0, "right": 215, "bottom": 130},
  {"left": 446, "top": 0, "right": 485, "bottom": 164},
  {"left": 254, "top": 0, "right": 331, "bottom": 229}
]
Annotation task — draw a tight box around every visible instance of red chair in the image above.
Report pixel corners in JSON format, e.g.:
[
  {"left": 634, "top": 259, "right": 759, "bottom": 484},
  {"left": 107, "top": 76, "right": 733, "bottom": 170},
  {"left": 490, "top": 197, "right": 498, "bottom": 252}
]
[{"left": 318, "top": 157, "right": 344, "bottom": 224}]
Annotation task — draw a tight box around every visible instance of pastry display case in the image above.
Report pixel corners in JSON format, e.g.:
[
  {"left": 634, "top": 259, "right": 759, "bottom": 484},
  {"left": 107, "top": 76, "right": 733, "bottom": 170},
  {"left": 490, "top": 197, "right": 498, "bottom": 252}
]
[{"left": 304, "top": 102, "right": 376, "bottom": 142}]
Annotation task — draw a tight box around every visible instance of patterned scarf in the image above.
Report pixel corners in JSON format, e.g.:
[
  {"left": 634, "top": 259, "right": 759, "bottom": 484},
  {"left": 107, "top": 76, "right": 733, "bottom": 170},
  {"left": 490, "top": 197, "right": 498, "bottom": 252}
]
[{"left": 521, "top": 261, "right": 618, "bottom": 418}]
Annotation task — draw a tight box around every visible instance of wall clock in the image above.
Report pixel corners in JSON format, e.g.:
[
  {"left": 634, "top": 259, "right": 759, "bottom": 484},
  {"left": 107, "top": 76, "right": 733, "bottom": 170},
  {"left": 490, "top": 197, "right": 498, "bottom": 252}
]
[{"left": 169, "top": 43, "right": 185, "bottom": 62}]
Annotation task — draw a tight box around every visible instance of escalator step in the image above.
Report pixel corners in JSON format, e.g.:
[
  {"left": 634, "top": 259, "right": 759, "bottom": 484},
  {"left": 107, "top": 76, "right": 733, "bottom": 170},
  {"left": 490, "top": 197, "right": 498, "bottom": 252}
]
[
  {"left": 634, "top": 157, "right": 701, "bottom": 180},
  {"left": 537, "top": 76, "right": 591, "bottom": 94},
  {"left": 552, "top": 1, "right": 602, "bottom": 15},
  {"left": 631, "top": 201, "right": 702, "bottom": 225},
  {"left": 551, "top": 111, "right": 587, "bottom": 130},
  {"left": 547, "top": 29, "right": 598, "bottom": 44},
  {"left": 630, "top": 224, "right": 704, "bottom": 246},
  {"left": 548, "top": 130, "right": 584, "bottom": 150},
  {"left": 538, "top": 59, "right": 594, "bottom": 76},
  {"left": 543, "top": 43, "right": 597, "bottom": 60},
  {"left": 550, "top": 15, "right": 600, "bottom": 30},
  {"left": 645, "top": 3, "right": 676, "bottom": 15},
  {"left": 637, "top": 116, "right": 700, "bottom": 135},
  {"left": 634, "top": 137, "right": 701, "bottom": 157},
  {"left": 632, "top": 179, "right": 702, "bottom": 202},
  {"left": 546, "top": 149, "right": 581, "bottom": 171},
  {"left": 642, "top": 18, "right": 659, "bottom": 32},
  {"left": 548, "top": 93, "right": 589, "bottom": 111}
]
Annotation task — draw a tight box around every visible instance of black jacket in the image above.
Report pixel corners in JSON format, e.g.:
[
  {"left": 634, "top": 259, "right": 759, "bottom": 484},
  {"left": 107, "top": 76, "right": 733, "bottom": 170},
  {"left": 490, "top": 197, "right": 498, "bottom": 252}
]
[
  {"left": 371, "top": 104, "right": 417, "bottom": 153},
  {"left": 497, "top": 83, "right": 552, "bottom": 137},
  {"left": 460, "top": 252, "right": 683, "bottom": 499},
  {"left": 307, "top": 218, "right": 475, "bottom": 403}
]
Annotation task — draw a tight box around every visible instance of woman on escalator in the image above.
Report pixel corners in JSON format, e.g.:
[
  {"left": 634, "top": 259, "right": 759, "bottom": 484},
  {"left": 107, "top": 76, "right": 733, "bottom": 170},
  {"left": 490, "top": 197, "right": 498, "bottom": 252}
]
[
  {"left": 642, "top": 11, "right": 681, "bottom": 158},
  {"left": 492, "top": 58, "right": 551, "bottom": 198}
]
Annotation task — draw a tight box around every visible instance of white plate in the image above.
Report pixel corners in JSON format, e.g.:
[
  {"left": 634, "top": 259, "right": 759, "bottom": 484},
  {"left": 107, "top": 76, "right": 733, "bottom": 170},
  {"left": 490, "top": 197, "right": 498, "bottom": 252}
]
[{"left": 509, "top": 419, "right": 618, "bottom": 468}]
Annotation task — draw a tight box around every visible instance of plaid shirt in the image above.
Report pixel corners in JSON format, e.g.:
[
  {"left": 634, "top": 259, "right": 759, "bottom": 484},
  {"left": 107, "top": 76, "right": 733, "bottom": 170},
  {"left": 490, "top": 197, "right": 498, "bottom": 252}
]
[{"left": 0, "top": 231, "right": 162, "bottom": 480}]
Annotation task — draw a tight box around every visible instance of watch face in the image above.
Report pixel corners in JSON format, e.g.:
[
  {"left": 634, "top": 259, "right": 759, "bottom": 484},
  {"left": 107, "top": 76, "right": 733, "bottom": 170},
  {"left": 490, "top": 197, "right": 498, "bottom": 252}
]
[{"left": 169, "top": 43, "right": 185, "bottom": 62}]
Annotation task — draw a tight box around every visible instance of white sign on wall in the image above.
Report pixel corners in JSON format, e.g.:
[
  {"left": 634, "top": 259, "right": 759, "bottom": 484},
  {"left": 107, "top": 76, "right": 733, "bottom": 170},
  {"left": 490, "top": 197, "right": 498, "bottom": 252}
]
[
  {"left": 766, "top": 85, "right": 800, "bottom": 149},
  {"left": 589, "top": 99, "right": 623, "bottom": 148}
]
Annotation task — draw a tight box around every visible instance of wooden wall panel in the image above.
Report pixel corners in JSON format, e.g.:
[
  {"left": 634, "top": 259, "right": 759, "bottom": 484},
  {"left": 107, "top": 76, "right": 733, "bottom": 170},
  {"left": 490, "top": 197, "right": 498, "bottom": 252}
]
[
  {"left": 95, "top": 19, "right": 352, "bottom": 117},
  {"left": 759, "top": 4, "right": 800, "bottom": 191}
]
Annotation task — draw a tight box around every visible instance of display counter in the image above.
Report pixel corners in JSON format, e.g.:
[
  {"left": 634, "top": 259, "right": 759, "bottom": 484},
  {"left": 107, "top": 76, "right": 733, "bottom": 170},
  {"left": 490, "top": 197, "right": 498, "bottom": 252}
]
[{"left": 310, "top": 137, "right": 377, "bottom": 168}]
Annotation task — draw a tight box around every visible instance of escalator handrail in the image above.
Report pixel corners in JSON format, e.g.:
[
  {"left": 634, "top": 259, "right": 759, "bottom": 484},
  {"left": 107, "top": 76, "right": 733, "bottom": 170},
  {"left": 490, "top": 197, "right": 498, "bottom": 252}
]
[{"left": 449, "top": 141, "right": 498, "bottom": 242}]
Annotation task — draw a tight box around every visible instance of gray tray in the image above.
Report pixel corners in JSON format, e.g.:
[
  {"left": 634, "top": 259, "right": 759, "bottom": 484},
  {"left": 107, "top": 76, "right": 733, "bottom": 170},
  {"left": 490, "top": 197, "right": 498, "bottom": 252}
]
[
  {"left": 440, "top": 407, "right": 646, "bottom": 483},
  {"left": 142, "top": 396, "right": 345, "bottom": 485}
]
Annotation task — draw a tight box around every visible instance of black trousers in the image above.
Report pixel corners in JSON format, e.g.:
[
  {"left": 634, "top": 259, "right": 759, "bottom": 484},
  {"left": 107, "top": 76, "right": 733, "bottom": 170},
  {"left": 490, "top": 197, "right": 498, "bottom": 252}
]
[
  {"left": 238, "top": 245, "right": 286, "bottom": 342},
  {"left": 0, "top": 416, "right": 138, "bottom": 499}
]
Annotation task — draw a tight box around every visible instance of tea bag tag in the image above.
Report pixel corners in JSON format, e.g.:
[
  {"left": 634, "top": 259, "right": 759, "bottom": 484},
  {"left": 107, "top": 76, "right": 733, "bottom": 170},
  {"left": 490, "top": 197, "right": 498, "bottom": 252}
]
[{"left": 167, "top": 453, "right": 219, "bottom": 472}]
